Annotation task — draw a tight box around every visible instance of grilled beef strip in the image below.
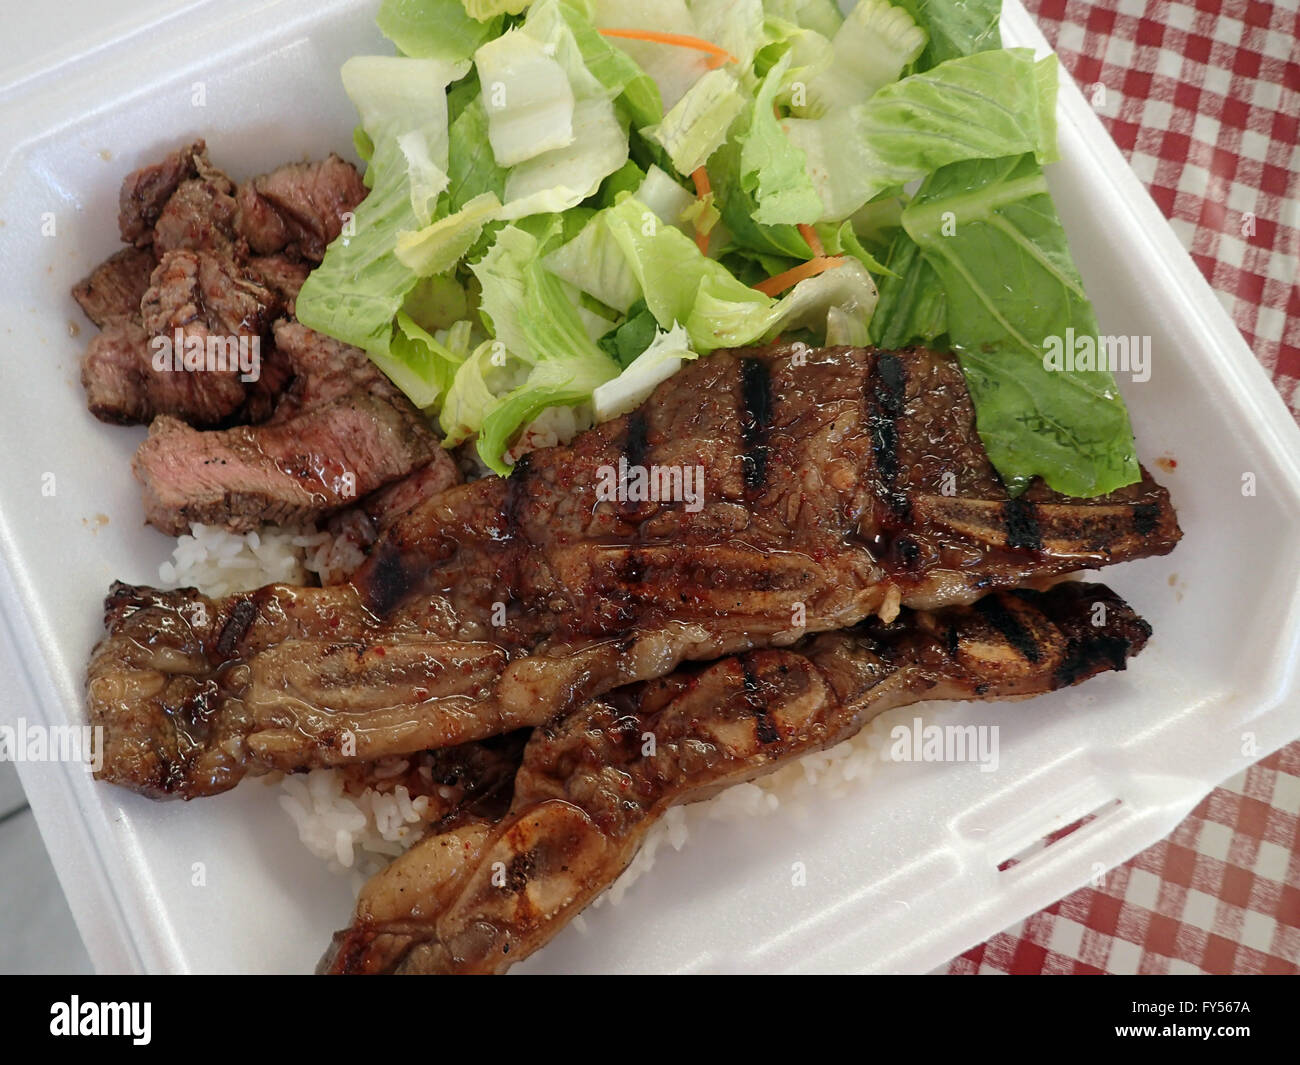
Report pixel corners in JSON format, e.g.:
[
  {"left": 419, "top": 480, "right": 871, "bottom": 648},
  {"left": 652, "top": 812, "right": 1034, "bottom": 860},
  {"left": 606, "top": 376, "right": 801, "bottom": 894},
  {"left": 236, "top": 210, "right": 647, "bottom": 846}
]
[
  {"left": 89, "top": 345, "right": 1178, "bottom": 801},
  {"left": 320, "top": 581, "right": 1151, "bottom": 974},
  {"left": 130, "top": 321, "right": 445, "bottom": 536}
]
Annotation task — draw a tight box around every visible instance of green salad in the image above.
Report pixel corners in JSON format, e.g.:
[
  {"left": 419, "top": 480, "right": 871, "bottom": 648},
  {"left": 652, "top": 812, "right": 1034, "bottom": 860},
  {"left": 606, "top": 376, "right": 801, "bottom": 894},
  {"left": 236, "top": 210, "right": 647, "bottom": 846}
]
[{"left": 296, "top": 0, "right": 1139, "bottom": 495}]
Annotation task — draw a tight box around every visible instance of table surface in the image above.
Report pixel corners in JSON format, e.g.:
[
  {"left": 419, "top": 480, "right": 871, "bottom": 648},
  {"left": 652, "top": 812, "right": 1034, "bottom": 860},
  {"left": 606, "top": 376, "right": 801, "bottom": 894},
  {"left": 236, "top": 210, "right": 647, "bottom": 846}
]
[
  {"left": 0, "top": 0, "right": 1296, "bottom": 976},
  {"left": 942, "top": 0, "right": 1300, "bottom": 975}
]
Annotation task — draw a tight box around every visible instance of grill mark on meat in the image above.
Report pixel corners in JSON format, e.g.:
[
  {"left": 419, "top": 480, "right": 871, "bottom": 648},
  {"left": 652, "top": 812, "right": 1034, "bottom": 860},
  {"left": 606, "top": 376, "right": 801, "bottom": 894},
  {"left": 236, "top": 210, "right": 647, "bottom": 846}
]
[
  {"left": 623, "top": 411, "right": 649, "bottom": 470},
  {"left": 1133, "top": 502, "right": 1159, "bottom": 536},
  {"left": 974, "top": 595, "right": 1042, "bottom": 664},
  {"left": 215, "top": 598, "right": 259, "bottom": 659},
  {"left": 501, "top": 452, "right": 532, "bottom": 540},
  {"left": 1002, "top": 497, "right": 1043, "bottom": 552},
  {"left": 741, "top": 658, "right": 780, "bottom": 744},
  {"left": 364, "top": 546, "right": 421, "bottom": 620},
  {"left": 739, "top": 357, "right": 773, "bottom": 492},
  {"left": 868, "top": 351, "right": 910, "bottom": 521}
]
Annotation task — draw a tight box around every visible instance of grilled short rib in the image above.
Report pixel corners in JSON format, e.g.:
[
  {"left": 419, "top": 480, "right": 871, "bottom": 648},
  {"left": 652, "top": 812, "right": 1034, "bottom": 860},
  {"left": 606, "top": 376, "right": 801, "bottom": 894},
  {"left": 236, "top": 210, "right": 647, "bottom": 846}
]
[
  {"left": 88, "top": 344, "right": 1179, "bottom": 801},
  {"left": 320, "top": 581, "right": 1151, "bottom": 975}
]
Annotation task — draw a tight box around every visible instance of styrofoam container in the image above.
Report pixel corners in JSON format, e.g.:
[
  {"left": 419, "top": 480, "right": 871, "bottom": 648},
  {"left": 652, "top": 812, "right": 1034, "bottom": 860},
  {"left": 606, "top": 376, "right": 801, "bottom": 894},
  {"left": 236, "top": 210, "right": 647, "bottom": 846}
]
[{"left": 0, "top": 0, "right": 1297, "bottom": 974}]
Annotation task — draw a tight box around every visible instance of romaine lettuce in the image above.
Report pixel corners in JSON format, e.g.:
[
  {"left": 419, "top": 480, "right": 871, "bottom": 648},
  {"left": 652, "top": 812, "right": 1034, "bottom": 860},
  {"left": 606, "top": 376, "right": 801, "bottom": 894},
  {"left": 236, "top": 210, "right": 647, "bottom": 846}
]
[
  {"left": 902, "top": 154, "right": 1139, "bottom": 496},
  {"left": 783, "top": 47, "right": 1059, "bottom": 220}
]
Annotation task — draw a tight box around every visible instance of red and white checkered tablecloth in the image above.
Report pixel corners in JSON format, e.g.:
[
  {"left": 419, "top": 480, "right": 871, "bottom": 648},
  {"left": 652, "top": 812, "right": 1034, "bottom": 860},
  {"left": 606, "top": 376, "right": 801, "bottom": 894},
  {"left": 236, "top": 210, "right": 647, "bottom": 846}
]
[{"left": 943, "top": 0, "right": 1300, "bottom": 975}]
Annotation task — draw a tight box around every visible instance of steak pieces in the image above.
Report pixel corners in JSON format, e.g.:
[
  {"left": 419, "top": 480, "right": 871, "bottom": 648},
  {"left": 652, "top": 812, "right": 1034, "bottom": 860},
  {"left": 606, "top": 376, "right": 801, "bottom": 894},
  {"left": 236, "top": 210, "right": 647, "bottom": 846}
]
[
  {"left": 118, "top": 139, "right": 211, "bottom": 249},
  {"left": 74, "top": 142, "right": 441, "bottom": 534},
  {"left": 132, "top": 321, "right": 445, "bottom": 536},
  {"left": 71, "top": 247, "right": 156, "bottom": 329},
  {"left": 320, "top": 582, "right": 1152, "bottom": 974},
  {"left": 235, "top": 155, "right": 367, "bottom": 262},
  {"left": 88, "top": 345, "right": 1179, "bottom": 800},
  {"left": 74, "top": 142, "right": 367, "bottom": 429}
]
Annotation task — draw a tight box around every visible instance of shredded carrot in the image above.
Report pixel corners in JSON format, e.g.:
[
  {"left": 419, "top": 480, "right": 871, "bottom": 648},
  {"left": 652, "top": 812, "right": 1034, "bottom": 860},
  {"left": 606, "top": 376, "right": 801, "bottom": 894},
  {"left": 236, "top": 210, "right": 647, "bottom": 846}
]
[
  {"left": 691, "top": 166, "right": 711, "bottom": 199},
  {"left": 797, "top": 223, "right": 825, "bottom": 259},
  {"left": 598, "top": 28, "right": 737, "bottom": 68},
  {"left": 690, "top": 166, "right": 713, "bottom": 254},
  {"left": 754, "top": 256, "right": 846, "bottom": 297}
]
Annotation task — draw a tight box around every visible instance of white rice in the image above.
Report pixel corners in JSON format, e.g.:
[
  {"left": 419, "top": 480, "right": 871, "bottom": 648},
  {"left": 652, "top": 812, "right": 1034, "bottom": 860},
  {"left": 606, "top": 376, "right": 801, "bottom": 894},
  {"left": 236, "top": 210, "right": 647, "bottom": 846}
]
[
  {"left": 276, "top": 767, "right": 434, "bottom": 887},
  {"left": 160, "top": 523, "right": 334, "bottom": 596}
]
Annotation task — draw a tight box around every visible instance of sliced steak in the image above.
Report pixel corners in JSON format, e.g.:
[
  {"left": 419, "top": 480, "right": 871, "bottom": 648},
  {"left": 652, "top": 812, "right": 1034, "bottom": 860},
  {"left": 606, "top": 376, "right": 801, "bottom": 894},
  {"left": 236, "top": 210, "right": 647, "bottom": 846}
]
[
  {"left": 320, "top": 582, "right": 1153, "bottom": 974},
  {"left": 132, "top": 385, "right": 438, "bottom": 536},
  {"left": 235, "top": 155, "right": 367, "bottom": 262},
  {"left": 118, "top": 139, "right": 210, "bottom": 248},
  {"left": 142, "top": 247, "right": 277, "bottom": 340},
  {"left": 71, "top": 247, "right": 156, "bottom": 328}
]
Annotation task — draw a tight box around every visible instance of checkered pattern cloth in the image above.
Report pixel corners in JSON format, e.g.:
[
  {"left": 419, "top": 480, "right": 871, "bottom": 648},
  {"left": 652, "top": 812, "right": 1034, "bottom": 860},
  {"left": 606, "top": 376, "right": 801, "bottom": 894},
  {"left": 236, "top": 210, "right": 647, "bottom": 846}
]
[{"left": 944, "top": 0, "right": 1300, "bottom": 975}]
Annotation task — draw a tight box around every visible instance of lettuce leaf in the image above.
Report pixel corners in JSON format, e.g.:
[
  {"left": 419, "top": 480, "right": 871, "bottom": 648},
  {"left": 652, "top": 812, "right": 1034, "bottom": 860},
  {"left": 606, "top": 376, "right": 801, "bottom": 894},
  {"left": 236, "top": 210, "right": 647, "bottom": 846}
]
[
  {"left": 555, "top": 0, "right": 663, "bottom": 126},
  {"left": 542, "top": 215, "right": 641, "bottom": 314},
  {"left": 602, "top": 195, "right": 877, "bottom": 350},
  {"left": 870, "top": 228, "right": 947, "bottom": 348},
  {"left": 893, "top": 0, "right": 1002, "bottom": 69},
  {"left": 440, "top": 340, "right": 530, "bottom": 447},
  {"left": 395, "top": 191, "right": 502, "bottom": 275},
  {"left": 463, "top": 0, "right": 532, "bottom": 20},
  {"left": 592, "top": 322, "right": 699, "bottom": 420},
  {"left": 446, "top": 95, "right": 509, "bottom": 210},
  {"left": 799, "top": 0, "right": 927, "bottom": 116},
  {"left": 476, "top": 29, "right": 578, "bottom": 166},
  {"left": 737, "top": 52, "right": 823, "bottom": 226},
  {"left": 591, "top": 0, "right": 708, "bottom": 109},
  {"left": 377, "top": 0, "right": 503, "bottom": 63},
  {"left": 783, "top": 48, "right": 1059, "bottom": 220},
  {"left": 597, "top": 299, "right": 660, "bottom": 366},
  {"left": 369, "top": 311, "right": 466, "bottom": 409},
  {"left": 901, "top": 154, "right": 1139, "bottom": 497},
  {"left": 296, "top": 56, "right": 463, "bottom": 360},
  {"left": 604, "top": 195, "right": 771, "bottom": 348},
  {"left": 484, "top": 0, "right": 633, "bottom": 219},
  {"left": 467, "top": 220, "right": 622, "bottom": 471},
  {"left": 644, "top": 67, "right": 746, "bottom": 176},
  {"left": 761, "top": 0, "right": 843, "bottom": 38}
]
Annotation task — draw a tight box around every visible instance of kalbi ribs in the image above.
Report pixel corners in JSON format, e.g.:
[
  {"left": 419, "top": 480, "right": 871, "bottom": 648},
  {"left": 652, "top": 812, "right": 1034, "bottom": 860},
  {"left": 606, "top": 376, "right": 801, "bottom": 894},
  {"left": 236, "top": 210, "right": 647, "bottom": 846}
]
[
  {"left": 320, "top": 581, "right": 1152, "bottom": 974},
  {"left": 88, "top": 344, "right": 1180, "bottom": 800}
]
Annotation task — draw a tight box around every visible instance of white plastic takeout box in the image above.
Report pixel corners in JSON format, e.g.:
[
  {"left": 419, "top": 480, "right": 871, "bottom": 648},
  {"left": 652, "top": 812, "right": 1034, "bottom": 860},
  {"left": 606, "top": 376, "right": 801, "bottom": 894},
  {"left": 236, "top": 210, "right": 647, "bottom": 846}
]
[{"left": 0, "top": 0, "right": 1298, "bottom": 974}]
